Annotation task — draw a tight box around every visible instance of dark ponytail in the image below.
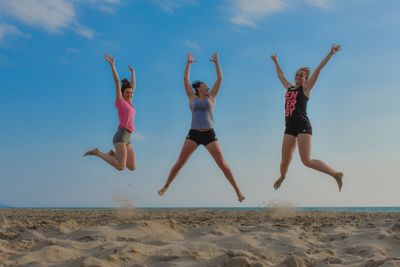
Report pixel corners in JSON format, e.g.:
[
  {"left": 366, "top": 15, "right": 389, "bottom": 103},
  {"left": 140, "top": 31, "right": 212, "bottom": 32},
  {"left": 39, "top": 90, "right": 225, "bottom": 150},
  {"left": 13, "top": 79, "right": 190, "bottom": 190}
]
[
  {"left": 192, "top": 81, "right": 203, "bottom": 96},
  {"left": 121, "top": 78, "right": 131, "bottom": 93}
]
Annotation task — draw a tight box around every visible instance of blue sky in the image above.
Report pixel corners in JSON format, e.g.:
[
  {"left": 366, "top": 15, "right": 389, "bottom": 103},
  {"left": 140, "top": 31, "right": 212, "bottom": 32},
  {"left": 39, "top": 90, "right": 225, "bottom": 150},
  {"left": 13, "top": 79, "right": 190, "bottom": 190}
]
[{"left": 0, "top": 0, "right": 399, "bottom": 207}]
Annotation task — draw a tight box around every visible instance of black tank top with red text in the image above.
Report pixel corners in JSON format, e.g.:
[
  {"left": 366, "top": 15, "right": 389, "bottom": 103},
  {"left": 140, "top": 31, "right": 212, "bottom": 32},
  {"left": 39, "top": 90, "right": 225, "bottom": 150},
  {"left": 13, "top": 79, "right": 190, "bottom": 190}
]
[{"left": 285, "top": 86, "right": 310, "bottom": 125}]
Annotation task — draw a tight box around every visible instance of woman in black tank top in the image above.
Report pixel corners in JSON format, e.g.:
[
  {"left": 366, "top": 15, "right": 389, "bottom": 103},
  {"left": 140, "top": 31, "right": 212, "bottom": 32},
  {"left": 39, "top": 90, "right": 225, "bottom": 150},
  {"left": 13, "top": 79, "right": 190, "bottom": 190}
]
[{"left": 271, "top": 44, "right": 344, "bottom": 192}]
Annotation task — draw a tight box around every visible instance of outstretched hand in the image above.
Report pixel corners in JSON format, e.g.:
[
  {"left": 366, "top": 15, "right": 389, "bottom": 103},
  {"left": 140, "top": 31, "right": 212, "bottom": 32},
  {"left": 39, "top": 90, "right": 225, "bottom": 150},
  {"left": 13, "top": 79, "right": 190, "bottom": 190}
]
[
  {"left": 128, "top": 64, "right": 135, "bottom": 73},
  {"left": 188, "top": 53, "right": 196, "bottom": 64},
  {"left": 210, "top": 52, "right": 219, "bottom": 64},
  {"left": 330, "top": 44, "right": 342, "bottom": 55},
  {"left": 105, "top": 53, "right": 116, "bottom": 66},
  {"left": 271, "top": 53, "right": 278, "bottom": 63}
]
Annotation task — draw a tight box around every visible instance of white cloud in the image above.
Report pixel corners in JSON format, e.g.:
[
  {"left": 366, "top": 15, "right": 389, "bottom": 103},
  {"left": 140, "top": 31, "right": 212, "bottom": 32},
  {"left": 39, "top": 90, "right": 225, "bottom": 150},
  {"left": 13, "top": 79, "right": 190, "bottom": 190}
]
[
  {"left": 65, "top": 47, "right": 81, "bottom": 54},
  {"left": 230, "top": 0, "right": 288, "bottom": 28},
  {"left": 304, "top": 0, "right": 331, "bottom": 9},
  {"left": 151, "top": 0, "right": 198, "bottom": 13},
  {"left": 0, "top": 0, "right": 119, "bottom": 40},
  {"left": 231, "top": 16, "right": 258, "bottom": 28},
  {"left": 184, "top": 40, "right": 201, "bottom": 50},
  {"left": 87, "top": 0, "right": 121, "bottom": 4},
  {"left": 74, "top": 23, "right": 95, "bottom": 39},
  {"left": 230, "top": 0, "right": 332, "bottom": 27},
  {"left": 0, "top": 0, "right": 76, "bottom": 32},
  {"left": 86, "top": 0, "right": 121, "bottom": 14},
  {"left": 0, "top": 23, "right": 30, "bottom": 43},
  {"left": 132, "top": 132, "right": 148, "bottom": 142}
]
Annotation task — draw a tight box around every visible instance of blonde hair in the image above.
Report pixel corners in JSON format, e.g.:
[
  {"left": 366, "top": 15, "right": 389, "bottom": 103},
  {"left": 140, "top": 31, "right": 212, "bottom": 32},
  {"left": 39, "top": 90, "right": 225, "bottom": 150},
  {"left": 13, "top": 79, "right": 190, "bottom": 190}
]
[{"left": 297, "top": 67, "right": 311, "bottom": 79}]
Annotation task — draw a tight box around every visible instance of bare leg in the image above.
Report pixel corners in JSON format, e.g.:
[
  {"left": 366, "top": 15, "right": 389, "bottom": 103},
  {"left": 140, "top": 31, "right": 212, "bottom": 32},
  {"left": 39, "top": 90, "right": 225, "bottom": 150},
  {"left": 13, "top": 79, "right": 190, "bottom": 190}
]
[
  {"left": 274, "top": 134, "right": 297, "bottom": 190},
  {"left": 158, "top": 139, "right": 198, "bottom": 196},
  {"left": 297, "top": 134, "right": 343, "bottom": 191},
  {"left": 126, "top": 144, "right": 137, "bottom": 171},
  {"left": 205, "top": 141, "right": 245, "bottom": 202},
  {"left": 84, "top": 143, "right": 127, "bottom": 171}
]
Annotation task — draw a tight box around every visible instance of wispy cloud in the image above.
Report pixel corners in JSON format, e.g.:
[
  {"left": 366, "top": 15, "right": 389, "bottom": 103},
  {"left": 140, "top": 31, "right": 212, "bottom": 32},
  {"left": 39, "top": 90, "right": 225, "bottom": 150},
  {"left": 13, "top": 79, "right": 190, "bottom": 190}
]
[
  {"left": 86, "top": 0, "right": 121, "bottom": 14},
  {"left": 184, "top": 40, "right": 201, "bottom": 50},
  {"left": 230, "top": 0, "right": 288, "bottom": 28},
  {"left": 0, "top": 0, "right": 119, "bottom": 40},
  {"left": 74, "top": 24, "right": 95, "bottom": 39},
  {"left": 151, "top": 0, "right": 198, "bottom": 13},
  {"left": 65, "top": 47, "right": 81, "bottom": 55},
  {"left": 230, "top": 0, "right": 332, "bottom": 28},
  {"left": 0, "top": 1, "right": 76, "bottom": 32},
  {"left": 304, "top": 0, "right": 331, "bottom": 9},
  {"left": 132, "top": 132, "right": 148, "bottom": 142},
  {"left": 0, "top": 23, "right": 30, "bottom": 44}
]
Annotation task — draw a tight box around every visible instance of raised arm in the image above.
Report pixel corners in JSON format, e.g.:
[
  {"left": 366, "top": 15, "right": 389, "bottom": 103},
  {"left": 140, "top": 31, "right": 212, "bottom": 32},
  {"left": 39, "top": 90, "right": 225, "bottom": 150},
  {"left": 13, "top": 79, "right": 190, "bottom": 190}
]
[
  {"left": 271, "top": 54, "right": 293, "bottom": 89},
  {"left": 209, "top": 52, "right": 222, "bottom": 99},
  {"left": 184, "top": 53, "right": 196, "bottom": 100},
  {"left": 128, "top": 64, "right": 136, "bottom": 95},
  {"left": 105, "top": 53, "right": 122, "bottom": 100},
  {"left": 304, "top": 44, "right": 342, "bottom": 93}
]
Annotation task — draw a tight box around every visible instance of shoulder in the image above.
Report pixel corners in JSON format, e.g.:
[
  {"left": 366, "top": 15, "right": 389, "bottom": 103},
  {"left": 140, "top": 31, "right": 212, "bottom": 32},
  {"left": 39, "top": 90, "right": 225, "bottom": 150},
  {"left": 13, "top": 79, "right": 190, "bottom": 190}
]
[
  {"left": 115, "top": 97, "right": 122, "bottom": 106},
  {"left": 208, "top": 95, "right": 216, "bottom": 102},
  {"left": 207, "top": 96, "right": 216, "bottom": 106},
  {"left": 189, "top": 96, "right": 198, "bottom": 104},
  {"left": 301, "top": 86, "right": 311, "bottom": 98}
]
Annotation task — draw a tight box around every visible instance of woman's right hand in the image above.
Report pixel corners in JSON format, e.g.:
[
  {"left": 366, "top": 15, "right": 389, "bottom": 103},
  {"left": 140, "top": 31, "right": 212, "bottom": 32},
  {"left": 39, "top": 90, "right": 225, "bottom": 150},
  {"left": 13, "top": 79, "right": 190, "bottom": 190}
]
[
  {"left": 188, "top": 53, "right": 196, "bottom": 64},
  {"left": 271, "top": 53, "right": 278, "bottom": 64},
  {"left": 105, "top": 53, "right": 116, "bottom": 66},
  {"left": 128, "top": 64, "right": 135, "bottom": 73}
]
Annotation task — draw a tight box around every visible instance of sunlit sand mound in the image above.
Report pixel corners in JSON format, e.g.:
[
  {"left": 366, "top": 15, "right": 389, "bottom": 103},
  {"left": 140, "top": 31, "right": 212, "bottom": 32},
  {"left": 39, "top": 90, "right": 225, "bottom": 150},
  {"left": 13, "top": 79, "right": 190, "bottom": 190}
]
[{"left": 0, "top": 209, "right": 399, "bottom": 266}]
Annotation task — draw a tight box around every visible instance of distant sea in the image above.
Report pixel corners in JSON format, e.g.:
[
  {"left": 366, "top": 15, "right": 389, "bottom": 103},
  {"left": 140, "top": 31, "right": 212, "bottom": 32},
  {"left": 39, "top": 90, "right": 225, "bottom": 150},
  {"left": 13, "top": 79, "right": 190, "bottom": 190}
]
[{"left": 1, "top": 206, "right": 400, "bottom": 212}]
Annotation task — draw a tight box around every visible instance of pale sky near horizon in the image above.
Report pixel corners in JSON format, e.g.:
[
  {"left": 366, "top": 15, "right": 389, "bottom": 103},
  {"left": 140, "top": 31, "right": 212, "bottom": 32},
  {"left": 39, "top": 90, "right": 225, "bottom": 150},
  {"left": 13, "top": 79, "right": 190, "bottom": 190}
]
[{"left": 0, "top": 0, "right": 399, "bottom": 207}]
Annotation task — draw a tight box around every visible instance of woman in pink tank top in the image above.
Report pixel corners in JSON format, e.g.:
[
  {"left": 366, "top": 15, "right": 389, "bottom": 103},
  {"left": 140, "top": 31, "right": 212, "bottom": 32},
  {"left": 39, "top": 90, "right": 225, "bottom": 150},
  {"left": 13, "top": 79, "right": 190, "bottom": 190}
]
[{"left": 84, "top": 53, "right": 137, "bottom": 171}]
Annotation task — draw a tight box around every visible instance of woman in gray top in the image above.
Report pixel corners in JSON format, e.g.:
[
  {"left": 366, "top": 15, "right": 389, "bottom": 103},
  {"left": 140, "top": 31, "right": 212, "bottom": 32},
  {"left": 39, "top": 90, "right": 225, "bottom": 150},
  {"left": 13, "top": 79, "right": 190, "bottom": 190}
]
[{"left": 158, "top": 53, "right": 245, "bottom": 202}]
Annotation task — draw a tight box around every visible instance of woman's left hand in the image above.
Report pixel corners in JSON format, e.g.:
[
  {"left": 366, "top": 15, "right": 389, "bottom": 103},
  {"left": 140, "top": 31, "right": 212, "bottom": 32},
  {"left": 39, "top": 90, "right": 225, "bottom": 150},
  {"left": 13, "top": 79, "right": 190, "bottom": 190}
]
[
  {"left": 210, "top": 52, "right": 219, "bottom": 64},
  {"left": 330, "top": 44, "right": 342, "bottom": 55}
]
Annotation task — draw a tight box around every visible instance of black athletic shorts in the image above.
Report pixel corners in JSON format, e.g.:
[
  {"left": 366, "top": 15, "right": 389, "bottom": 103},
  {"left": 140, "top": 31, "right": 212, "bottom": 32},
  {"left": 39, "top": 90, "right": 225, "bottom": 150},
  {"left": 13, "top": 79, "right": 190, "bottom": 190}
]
[
  {"left": 186, "top": 129, "right": 217, "bottom": 146},
  {"left": 284, "top": 121, "right": 312, "bottom": 137}
]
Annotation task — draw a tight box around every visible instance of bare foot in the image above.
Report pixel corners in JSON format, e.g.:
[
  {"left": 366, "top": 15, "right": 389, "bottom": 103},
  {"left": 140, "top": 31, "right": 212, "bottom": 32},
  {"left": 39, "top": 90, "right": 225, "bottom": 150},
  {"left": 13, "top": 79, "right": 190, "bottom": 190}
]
[
  {"left": 238, "top": 194, "right": 245, "bottom": 202},
  {"left": 107, "top": 150, "right": 115, "bottom": 157},
  {"left": 273, "top": 176, "right": 285, "bottom": 190},
  {"left": 334, "top": 172, "right": 344, "bottom": 192},
  {"left": 83, "top": 148, "right": 99, "bottom": 156},
  {"left": 158, "top": 187, "right": 168, "bottom": 196}
]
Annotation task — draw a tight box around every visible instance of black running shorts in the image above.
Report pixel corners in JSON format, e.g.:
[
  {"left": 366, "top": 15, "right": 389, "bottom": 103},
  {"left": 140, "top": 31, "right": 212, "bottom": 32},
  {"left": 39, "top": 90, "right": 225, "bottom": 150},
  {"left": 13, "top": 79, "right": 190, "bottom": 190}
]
[
  {"left": 284, "top": 121, "right": 312, "bottom": 137},
  {"left": 186, "top": 129, "right": 218, "bottom": 146}
]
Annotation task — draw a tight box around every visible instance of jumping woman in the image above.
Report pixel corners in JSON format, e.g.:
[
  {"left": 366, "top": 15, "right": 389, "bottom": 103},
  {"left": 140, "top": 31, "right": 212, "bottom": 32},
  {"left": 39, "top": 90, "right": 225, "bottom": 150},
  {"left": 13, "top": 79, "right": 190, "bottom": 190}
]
[
  {"left": 271, "top": 44, "right": 344, "bottom": 191},
  {"left": 84, "top": 53, "right": 137, "bottom": 171},
  {"left": 158, "top": 53, "right": 245, "bottom": 202}
]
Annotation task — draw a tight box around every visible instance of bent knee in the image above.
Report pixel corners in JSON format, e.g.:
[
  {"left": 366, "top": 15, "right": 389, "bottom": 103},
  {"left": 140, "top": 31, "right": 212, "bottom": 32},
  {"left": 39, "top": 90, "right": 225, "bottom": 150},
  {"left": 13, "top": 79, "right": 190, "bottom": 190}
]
[
  {"left": 127, "top": 165, "right": 136, "bottom": 171},
  {"left": 116, "top": 163, "right": 126, "bottom": 171},
  {"left": 301, "top": 159, "right": 312, "bottom": 167}
]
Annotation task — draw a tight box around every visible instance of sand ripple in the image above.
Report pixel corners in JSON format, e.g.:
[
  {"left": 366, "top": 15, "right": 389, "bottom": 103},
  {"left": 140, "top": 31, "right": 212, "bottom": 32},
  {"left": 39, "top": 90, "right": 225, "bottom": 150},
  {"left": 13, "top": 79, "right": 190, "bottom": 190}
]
[{"left": 1, "top": 209, "right": 400, "bottom": 266}]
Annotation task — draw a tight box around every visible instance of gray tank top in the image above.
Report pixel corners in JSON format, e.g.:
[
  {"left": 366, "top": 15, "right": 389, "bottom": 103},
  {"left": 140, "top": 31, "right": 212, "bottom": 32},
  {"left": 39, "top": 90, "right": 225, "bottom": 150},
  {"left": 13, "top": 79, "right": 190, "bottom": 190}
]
[{"left": 190, "top": 97, "right": 214, "bottom": 129}]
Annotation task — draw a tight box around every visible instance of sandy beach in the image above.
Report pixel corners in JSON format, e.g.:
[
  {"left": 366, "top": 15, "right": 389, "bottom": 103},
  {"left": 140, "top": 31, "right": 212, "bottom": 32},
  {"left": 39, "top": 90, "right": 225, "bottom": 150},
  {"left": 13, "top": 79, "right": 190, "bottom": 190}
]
[{"left": 1, "top": 208, "right": 400, "bottom": 267}]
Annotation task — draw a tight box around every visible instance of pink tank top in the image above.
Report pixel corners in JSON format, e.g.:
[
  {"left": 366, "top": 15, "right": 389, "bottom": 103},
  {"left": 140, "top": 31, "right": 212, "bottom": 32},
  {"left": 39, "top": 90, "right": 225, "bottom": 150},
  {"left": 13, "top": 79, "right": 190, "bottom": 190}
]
[{"left": 115, "top": 97, "right": 135, "bottom": 132}]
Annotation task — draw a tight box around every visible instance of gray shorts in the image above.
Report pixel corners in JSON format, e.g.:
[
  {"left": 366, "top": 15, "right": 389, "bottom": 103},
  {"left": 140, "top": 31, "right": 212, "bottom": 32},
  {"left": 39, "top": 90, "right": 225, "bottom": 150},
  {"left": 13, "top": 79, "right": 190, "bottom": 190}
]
[{"left": 113, "top": 128, "right": 131, "bottom": 145}]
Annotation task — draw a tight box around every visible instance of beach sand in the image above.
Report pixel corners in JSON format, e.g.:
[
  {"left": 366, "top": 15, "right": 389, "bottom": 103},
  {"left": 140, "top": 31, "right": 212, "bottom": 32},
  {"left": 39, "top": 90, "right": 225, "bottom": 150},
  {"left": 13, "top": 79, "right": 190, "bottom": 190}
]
[{"left": 1, "top": 208, "right": 400, "bottom": 266}]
